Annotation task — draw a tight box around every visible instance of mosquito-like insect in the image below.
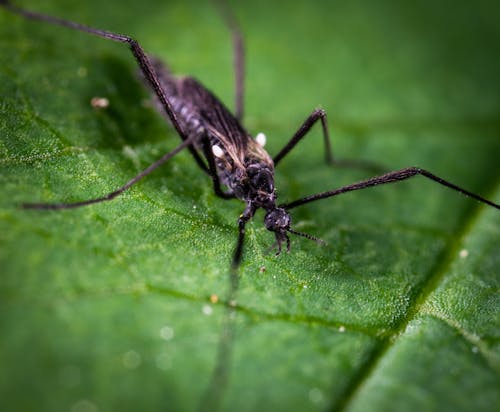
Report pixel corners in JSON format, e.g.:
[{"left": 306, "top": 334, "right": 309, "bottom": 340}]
[
  {"left": 3, "top": 2, "right": 499, "bottom": 410},
  {"left": 2, "top": 0, "right": 499, "bottom": 276}
]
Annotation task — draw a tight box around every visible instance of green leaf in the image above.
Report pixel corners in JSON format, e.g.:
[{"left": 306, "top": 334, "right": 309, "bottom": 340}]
[{"left": 1, "top": 1, "right": 499, "bottom": 411}]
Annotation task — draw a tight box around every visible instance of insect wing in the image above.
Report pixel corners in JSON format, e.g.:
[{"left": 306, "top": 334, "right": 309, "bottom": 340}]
[{"left": 180, "top": 77, "right": 249, "bottom": 161}]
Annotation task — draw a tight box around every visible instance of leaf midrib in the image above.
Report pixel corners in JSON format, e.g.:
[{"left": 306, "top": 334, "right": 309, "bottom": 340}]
[{"left": 327, "top": 181, "right": 500, "bottom": 412}]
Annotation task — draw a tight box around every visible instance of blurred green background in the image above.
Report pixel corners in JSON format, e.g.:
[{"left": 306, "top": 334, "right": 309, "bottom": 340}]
[{"left": 0, "top": 1, "right": 499, "bottom": 411}]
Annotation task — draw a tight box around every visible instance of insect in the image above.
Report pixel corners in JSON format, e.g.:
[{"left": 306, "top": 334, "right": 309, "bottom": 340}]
[{"left": 2, "top": 0, "right": 499, "bottom": 277}]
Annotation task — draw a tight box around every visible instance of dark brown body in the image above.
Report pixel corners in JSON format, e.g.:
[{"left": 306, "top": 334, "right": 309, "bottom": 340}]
[
  {"left": 148, "top": 59, "right": 278, "bottom": 211},
  {"left": 3, "top": 0, "right": 497, "bottom": 258}
]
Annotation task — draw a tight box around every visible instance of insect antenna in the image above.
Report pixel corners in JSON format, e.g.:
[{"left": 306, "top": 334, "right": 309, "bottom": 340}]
[
  {"left": 266, "top": 229, "right": 324, "bottom": 256},
  {"left": 288, "top": 228, "right": 325, "bottom": 245}
]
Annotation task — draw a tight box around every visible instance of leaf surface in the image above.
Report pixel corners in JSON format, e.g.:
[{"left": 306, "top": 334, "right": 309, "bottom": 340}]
[{"left": 1, "top": 1, "right": 499, "bottom": 411}]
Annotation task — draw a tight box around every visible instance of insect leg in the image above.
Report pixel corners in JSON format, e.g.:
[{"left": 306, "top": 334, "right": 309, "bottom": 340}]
[
  {"left": 21, "top": 136, "right": 196, "bottom": 210},
  {"left": 146, "top": 57, "right": 212, "bottom": 175},
  {"left": 232, "top": 212, "right": 251, "bottom": 271},
  {"left": 201, "top": 136, "right": 235, "bottom": 199},
  {"left": 273, "top": 108, "right": 384, "bottom": 172},
  {"left": 216, "top": 0, "right": 245, "bottom": 122},
  {"left": 1, "top": 1, "right": 190, "bottom": 146},
  {"left": 273, "top": 108, "right": 331, "bottom": 166},
  {"left": 1, "top": 2, "right": 211, "bottom": 208},
  {"left": 199, "top": 210, "right": 246, "bottom": 411},
  {"left": 184, "top": 143, "right": 211, "bottom": 176},
  {"left": 281, "top": 167, "right": 500, "bottom": 210}
]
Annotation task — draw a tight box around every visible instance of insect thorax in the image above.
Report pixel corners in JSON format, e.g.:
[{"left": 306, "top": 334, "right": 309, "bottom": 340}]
[
  {"left": 154, "top": 73, "right": 277, "bottom": 209},
  {"left": 231, "top": 161, "right": 277, "bottom": 209}
]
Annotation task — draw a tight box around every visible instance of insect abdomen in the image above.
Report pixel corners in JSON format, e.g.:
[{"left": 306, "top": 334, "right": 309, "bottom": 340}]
[{"left": 171, "top": 98, "right": 206, "bottom": 137}]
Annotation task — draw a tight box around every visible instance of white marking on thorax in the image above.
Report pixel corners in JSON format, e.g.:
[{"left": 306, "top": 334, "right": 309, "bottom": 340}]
[
  {"left": 90, "top": 97, "right": 109, "bottom": 108},
  {"left": 255, "top": 132, "right": 266, "bottom": 147},
  {"left": 212, "top": 144, "right": 224, "bottom": 158}
]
